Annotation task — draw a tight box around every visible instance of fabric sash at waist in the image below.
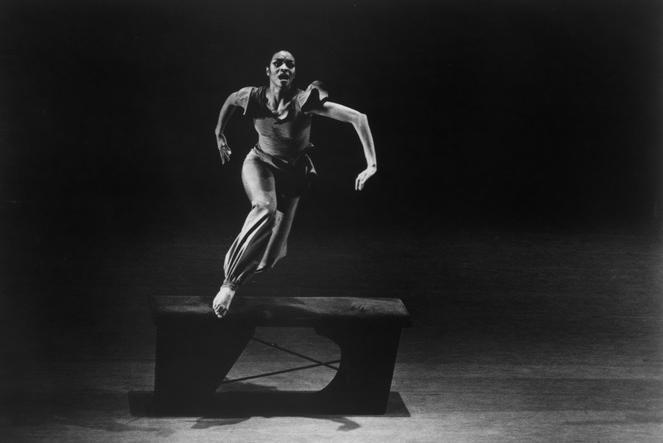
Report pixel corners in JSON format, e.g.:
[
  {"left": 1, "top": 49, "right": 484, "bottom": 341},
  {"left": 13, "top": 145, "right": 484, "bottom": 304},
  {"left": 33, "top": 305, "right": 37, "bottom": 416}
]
[{"left": 251, "top": 144, "right": 317, "bottom": 176}]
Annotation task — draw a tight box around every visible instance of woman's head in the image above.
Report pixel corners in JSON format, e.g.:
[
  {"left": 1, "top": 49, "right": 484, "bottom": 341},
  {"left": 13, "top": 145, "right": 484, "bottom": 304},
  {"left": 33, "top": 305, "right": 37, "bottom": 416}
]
[{"left": 266, "top": 50, "right": 296, "bottom": 89}]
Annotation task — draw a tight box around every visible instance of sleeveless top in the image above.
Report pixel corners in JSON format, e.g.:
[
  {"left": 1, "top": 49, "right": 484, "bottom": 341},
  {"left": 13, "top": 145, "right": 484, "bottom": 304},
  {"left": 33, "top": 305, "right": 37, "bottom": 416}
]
[{"left": 228, "top": 81, "right": 328, "bottom": 160}]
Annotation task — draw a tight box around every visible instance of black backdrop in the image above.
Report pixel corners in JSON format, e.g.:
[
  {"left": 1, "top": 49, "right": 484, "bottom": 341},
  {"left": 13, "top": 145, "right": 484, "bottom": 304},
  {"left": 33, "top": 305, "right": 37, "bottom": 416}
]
[
  {"left": 2, "top": 0, "right": 661, "bottom": 238},
  {"left": 0, "top": 0, "right": 661, "bottom": 377}
]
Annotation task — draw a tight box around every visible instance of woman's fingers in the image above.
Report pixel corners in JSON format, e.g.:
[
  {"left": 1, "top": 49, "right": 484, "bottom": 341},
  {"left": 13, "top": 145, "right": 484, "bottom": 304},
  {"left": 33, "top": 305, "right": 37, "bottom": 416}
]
[
  {"left": 355, "top": 173, "right": 362, "bottom": 190},
  {"left": 217, "top": 134, "right": 231, "bottom": 165},
  {"left": 355, "top": 171, "right": 367, "bottom": 190},
  {"left": 219, "top": 147, "right": 231, "bottom": 165},
  {"left": 355, "top": 167, "right": 376, "bottom": 190}
]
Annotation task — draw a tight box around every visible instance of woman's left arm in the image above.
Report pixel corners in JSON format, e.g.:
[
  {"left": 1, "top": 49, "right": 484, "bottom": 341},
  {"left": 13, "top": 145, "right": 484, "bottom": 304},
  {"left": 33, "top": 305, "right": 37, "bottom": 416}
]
[{"left": 309, "top": 102, "right": 377, "bottom": 191}]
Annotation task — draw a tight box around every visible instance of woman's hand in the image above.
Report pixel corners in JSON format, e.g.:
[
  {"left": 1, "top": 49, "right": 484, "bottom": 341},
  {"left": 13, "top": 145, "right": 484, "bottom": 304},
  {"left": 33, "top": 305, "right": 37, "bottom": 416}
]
[
  {"left": 216, "top": 133, "right": 232, "bottom": 165},
  {"left": 355, "top": 164, "right": 377, "bottom": 191}
]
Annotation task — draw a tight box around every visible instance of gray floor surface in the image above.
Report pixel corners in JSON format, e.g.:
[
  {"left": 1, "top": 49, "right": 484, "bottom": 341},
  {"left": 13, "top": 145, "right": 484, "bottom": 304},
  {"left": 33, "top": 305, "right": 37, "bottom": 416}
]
[{"left": 2, "top": 227, "right": 662, "bottom": 442}]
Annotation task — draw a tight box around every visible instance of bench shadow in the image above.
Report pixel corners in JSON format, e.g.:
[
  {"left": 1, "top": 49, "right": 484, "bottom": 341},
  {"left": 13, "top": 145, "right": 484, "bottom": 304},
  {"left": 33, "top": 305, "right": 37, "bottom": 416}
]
[
  {"left": 176, "top": 383, "right": 407, "bottom": 432},
  {"left": 129, "top": 381, "right": 410, "bottom": 421},
  {"left": 192, "top": 414, "right": 361, "bottom": 432}
]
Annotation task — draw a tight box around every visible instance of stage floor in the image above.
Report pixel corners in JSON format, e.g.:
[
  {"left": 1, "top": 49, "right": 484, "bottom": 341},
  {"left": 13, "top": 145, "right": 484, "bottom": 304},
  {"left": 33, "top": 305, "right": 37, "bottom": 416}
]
[{"left": 2, "top": 226, "right": 662, "bottom": 441}]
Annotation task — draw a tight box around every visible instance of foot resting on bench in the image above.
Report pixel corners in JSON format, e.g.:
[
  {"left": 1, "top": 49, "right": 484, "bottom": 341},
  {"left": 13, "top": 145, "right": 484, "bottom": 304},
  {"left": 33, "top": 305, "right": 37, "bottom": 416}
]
[{"left": 212, "top": 284, "right": 236, "bottom": 318}]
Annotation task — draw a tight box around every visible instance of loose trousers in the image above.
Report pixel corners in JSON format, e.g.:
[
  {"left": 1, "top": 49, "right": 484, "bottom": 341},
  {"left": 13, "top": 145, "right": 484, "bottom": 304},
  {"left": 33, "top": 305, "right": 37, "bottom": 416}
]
[{"left": 222, "top": 147, "right": 312, "bottom": 288}]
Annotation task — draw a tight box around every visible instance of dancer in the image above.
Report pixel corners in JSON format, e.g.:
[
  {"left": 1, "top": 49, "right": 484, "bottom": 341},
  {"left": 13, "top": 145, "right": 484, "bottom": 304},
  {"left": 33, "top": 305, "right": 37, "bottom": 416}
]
[{"left": 212, "top": 50, "right": 377, "bottom": 318}]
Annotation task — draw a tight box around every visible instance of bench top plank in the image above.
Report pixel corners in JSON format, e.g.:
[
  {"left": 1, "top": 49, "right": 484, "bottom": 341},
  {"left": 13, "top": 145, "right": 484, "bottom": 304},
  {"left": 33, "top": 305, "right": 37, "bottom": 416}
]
[{"left": 151, "top": 296, "right": 411, "bottom": 327}]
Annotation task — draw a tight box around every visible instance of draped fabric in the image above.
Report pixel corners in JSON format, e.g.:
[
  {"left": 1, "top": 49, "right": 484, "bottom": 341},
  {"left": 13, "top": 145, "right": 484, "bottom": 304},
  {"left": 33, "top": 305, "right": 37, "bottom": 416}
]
[
  {"left": 223, "top": 204, "right": 279, "bottom": 288},
  {"left": 229, "top": 81, "right": 328, "bottom": 117},
  {"left": 228, "top": 82, "right": 328, "bottom": 159}
]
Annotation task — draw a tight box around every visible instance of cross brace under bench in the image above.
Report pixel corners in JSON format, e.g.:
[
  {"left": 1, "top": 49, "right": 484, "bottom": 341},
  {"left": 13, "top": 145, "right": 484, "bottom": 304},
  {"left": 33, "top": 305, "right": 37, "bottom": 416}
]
[{"left": 141, "top": 296, "right": 411, "bottom": 416}]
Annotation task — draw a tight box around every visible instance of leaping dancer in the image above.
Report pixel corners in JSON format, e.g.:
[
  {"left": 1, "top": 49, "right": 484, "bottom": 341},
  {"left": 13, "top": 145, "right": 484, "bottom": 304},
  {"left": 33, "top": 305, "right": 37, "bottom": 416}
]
[{"left": 212, "top": 50, "right": 377, "bottom": 318}]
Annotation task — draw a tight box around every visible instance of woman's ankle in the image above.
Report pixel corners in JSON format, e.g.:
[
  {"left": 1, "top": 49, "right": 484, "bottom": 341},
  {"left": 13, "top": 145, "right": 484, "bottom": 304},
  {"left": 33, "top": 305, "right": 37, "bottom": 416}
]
[{"left": 221, "top": 281, "right": 238, "bottom": 291}]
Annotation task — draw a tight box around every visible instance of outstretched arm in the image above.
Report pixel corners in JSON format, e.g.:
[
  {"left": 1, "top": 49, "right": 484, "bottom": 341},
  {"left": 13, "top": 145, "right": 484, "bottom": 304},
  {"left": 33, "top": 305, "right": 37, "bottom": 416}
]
[
  {"left": 309, "top": 101, "right": 377, "bottom": 191},
  {"left": 214, "top": 94, "right": 240, "bottom": 165}
]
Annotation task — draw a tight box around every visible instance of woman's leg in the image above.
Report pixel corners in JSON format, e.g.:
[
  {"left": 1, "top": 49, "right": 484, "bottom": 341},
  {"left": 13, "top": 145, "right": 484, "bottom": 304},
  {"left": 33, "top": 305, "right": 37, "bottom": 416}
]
[
  {"left": 214, "top": 153, "right": 279, "bottom": 317},
  {"left": 256, "top": 152, "right": 312, "bottom": 269},
  {"left": 257, "top": 195, "right": 300, "bottom": 271}
]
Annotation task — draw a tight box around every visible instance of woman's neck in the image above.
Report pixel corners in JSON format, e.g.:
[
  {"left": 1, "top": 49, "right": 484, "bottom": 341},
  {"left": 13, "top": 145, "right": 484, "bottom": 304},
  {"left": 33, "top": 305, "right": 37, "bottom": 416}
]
[{"left": 267, "top": 84, "right": 293, "bottom": 107}]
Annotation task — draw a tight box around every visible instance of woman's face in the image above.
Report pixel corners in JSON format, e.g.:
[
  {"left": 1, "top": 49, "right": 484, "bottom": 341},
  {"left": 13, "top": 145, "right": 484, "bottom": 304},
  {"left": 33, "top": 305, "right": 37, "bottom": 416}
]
[{"left": 266, "top": 51, "right": 296, "bottom": 88}]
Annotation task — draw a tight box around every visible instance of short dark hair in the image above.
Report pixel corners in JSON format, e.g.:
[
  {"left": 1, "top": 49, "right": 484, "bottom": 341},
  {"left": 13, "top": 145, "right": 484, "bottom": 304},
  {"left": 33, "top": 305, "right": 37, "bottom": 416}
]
[{"left": 267, "top": 50, "right": 295, "bottom": 67}]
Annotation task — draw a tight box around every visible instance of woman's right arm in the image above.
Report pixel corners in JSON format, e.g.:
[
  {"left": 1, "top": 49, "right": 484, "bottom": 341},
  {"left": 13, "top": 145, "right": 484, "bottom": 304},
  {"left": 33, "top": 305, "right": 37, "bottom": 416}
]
[{"left": 214, "top": 93, "right": 239, "bottom": 165}]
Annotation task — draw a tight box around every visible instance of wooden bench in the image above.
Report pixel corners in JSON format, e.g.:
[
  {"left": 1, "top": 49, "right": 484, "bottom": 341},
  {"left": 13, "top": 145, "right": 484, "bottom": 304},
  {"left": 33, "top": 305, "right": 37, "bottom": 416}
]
[{"left": 143, "top": 295, "right": 411, "bottom": 415}]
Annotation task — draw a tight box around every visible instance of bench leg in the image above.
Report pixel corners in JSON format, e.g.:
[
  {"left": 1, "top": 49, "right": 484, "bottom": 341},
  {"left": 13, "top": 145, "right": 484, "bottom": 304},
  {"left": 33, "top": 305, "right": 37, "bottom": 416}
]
[
  {"left": 315, "top": 322, "right": 402, "bottom": 413},
  {"left": 154, "top": 321, "right": 255, "bottom": 412}
]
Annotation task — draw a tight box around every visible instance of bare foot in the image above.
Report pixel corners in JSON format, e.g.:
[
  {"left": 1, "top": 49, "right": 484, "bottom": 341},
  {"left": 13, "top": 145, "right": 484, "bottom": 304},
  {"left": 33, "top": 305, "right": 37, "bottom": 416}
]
[{"left": 213, "top": 285, "right": 236, "bottom": 318}]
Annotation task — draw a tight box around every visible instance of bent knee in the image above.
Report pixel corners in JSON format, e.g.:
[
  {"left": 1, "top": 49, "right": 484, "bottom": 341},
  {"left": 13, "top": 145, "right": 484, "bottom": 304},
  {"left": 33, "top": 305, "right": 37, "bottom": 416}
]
[{"left": 251, "top": 199, "right": 277, "bottom": 216}]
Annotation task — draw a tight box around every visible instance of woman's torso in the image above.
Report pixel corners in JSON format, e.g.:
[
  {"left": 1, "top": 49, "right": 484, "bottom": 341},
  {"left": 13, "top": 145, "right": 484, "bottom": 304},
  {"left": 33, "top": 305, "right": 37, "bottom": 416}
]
[{"left": 251, "top": 86, "right": 313, "bottom": 160}]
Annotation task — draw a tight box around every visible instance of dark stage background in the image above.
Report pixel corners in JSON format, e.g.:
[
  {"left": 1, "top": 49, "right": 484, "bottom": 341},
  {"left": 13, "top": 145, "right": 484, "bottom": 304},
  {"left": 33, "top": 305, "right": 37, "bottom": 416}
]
[
  {"left": 1, "top": 0, "right": 661, "bottom": 399},
  {"left": 3, "top": 0, "right": 661, "bottom": 230}
]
